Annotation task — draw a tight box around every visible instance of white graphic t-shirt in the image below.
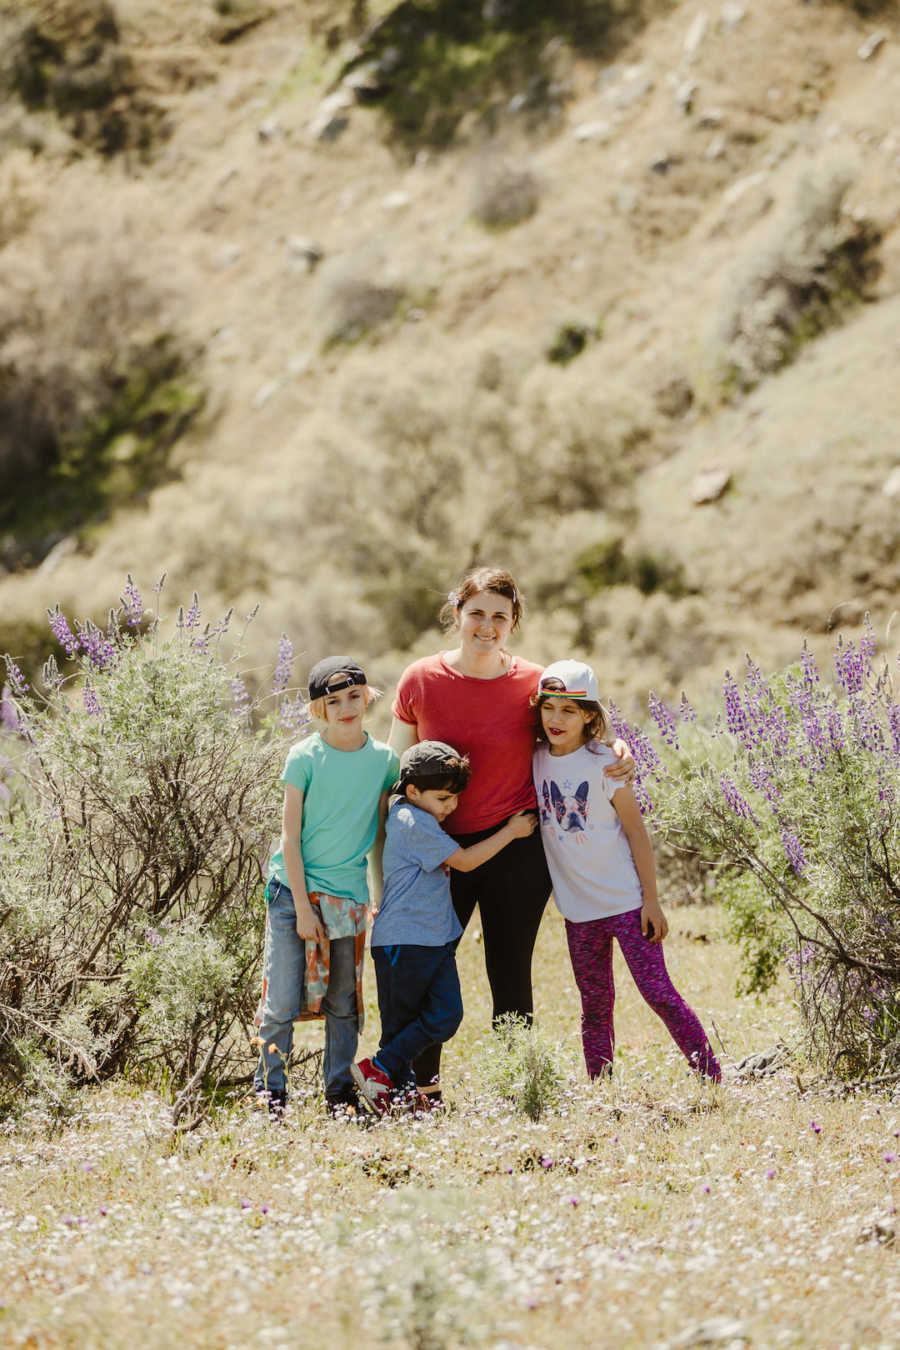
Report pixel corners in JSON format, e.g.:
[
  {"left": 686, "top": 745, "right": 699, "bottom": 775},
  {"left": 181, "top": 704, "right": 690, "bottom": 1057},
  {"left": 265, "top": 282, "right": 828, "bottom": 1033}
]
[{"left": 532, "top": 741, "right": 642, "bottom": 921}]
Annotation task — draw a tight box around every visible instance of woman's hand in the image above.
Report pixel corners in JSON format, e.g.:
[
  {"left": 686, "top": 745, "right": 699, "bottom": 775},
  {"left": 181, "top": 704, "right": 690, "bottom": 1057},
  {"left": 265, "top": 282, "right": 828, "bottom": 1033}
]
[
  {"left": 295, "top": 898, "right": 326, "bottom": 943},
  {"left": 507, "top": 810, "right": 537, "bottom": 838},
  {"left": 605, "top": 737, "right": 635, "bottom": 784},
  {"left": 641, "top": 899, "right": 668, "bottom": 944}
]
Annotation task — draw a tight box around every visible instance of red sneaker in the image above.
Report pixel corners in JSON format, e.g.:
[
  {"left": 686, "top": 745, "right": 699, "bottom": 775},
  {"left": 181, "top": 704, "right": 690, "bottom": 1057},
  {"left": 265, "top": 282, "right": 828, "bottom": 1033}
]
[{"left": 351, "top": 1058, "right": 394, "bottom": 1115}]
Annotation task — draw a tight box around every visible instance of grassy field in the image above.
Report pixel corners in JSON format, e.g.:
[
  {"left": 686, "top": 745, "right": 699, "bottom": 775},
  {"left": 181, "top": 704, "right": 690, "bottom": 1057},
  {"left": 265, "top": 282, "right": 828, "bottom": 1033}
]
[{"left": 2, "top": 903, "right": 898, "bottom": 1350}]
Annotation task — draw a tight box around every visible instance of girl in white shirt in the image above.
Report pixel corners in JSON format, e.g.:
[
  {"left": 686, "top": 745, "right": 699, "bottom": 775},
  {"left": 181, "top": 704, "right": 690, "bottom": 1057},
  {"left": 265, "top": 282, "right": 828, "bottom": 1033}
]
[{"left": 532, "top": 660, "right": 721, "bottom": 1083}]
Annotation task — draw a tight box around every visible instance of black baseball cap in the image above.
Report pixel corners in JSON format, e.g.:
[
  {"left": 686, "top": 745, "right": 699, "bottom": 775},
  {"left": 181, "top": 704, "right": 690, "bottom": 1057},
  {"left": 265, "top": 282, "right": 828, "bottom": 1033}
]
[
  {"left": 392, "top": 740, "right": 470, "bottom": 794},
  {"left": 307, "top": 656, "right": 367, "bottom": 701}
]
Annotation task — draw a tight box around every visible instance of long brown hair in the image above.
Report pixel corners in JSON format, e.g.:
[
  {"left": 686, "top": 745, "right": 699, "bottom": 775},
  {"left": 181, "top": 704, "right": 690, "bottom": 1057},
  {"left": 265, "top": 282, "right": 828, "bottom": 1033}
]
[{"left": 439, "top": 567, "right": 524, "bottom": 632}]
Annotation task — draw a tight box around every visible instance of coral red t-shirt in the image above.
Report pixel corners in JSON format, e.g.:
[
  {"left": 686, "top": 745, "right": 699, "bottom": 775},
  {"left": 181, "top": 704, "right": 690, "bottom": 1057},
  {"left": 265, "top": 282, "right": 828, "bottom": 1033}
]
[{"left": 392, "top": 652, "right": 543, "bottom": 834}]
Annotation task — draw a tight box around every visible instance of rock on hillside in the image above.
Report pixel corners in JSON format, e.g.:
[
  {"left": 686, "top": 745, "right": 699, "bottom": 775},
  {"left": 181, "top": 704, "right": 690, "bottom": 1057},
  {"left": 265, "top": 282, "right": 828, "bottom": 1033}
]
[{"left": 0, "top": 0, "right": 899, "bottom": 708}]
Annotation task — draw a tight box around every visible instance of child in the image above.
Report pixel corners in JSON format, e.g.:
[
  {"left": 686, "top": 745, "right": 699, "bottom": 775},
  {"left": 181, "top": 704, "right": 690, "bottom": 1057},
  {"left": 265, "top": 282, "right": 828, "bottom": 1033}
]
[
  {"left": 254, "top": 656, "right": 399, "bottom": 1115},
  {"left": 532, "top": 660, "right": 721, "bottom": 1083},
  {"left": 352, "top": 740, "right": 536, "bottom": 1114}
]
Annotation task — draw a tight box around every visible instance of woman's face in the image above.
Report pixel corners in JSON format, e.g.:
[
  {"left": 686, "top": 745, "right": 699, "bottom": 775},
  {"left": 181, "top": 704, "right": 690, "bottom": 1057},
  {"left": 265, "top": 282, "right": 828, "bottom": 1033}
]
[{"left": 456, "top": 589, "right": 515, "bottom": 657}]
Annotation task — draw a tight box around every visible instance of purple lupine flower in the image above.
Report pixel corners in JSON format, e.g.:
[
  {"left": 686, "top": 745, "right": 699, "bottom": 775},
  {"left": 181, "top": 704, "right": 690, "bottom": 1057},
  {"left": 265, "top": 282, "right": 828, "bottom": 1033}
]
[
  {"left": 800, "top": 641, "right": 820, "bottom": 688},
  {"left": 633, "top": 779, "right": 654, "bottom": 816},
  {"left": 1, "top": 685, "right": 22, "bottom": 734},
  {"left": 781, "top": 827, "right": 807, "bottom": 876},
  {"left": 83, "top": 685, "right": 102, "bottom": 717},
  {"left": 801, "top": 708, "right": 827, "bottom": 770},
  {"left": 76, "top": 621, "right": 118, "bottom": 672},
  {"left": 886, "top": 703, "right": 900, "bottom": 758},
  {"left": 145, "top": 929, "right": 163, "bottom": 948},
  {"left": 121, "top": 575, "right": 144, "bottom": 628},
  {"left": 826, "top": 706, "right": 845, "bottom": 754},
  {"left": 759, "top": 690, "right": 791, "bottom": 754},
  {"left": 848, "top": 692, "right": 883, "bottom": 754},
  {"left": 607, "top": 702, "right": 664, "bottom": 783},
  {"left": 678, "top": 691, "right": 697, "bottom": 723},
  {"left": 834, "top": 637, "right": 865, "bottom": 697},
  {"left": 748, "top": 759, "right": 781, "bottom": 809},
  {"left": 785, "top": 672, "right": 814, "bottom": 722},
  {"left": 231, "top": 677, "right": 251, "bottom": 719},
  {"left": 875, "top": 766, "right": 895, "bottom": 811},
  {"left": 718, "top": 773, "right": 759, "bottom": 825},
  {"left": 183, "top": 592, "right": 201, "bottom": 630},
  {"left": 209, "top": 608, "right": 234, "bottom": 641},
  {"left": 272, "top": 634, "right": 294, "bottom": 697},
  {"left": 3, "top": 657, "right": 28, "bottom": 697},
  {"left": 152, "top": 571, "right": 167, "bottom": 595},
  {"left": 648, "top": 692, "right": 679, "bottom": 749},
  {"left": 860, "top": 614, "right": 876, "bottom": 663},
  {"left": 47, "top": 606, "right": 79, "bottom": 659},
  {"left": 279, "top": 695, "right": 309, "bottom": 736},
  {"left": 723, "top": 671, "right": 752, "bottom": 746}
]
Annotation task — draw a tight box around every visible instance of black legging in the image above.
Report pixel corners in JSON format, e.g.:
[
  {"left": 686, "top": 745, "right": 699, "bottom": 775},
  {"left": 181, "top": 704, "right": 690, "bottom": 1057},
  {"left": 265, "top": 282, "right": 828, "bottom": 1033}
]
[{"left": 413, "top": 824, "right": 552, "bottom": 1088}]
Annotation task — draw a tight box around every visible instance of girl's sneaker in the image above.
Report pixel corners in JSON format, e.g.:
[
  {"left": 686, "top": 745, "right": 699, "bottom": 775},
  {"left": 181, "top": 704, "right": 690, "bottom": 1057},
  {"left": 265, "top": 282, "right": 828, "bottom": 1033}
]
[{"left": 351, "top": 1058, "right": 394, "bottom": 1115}]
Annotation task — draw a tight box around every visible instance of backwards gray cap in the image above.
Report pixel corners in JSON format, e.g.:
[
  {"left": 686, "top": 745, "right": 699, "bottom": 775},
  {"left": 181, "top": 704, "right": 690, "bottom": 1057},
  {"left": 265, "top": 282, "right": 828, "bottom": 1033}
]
[{"left": 392, "top": 740, "right": 467, "bottom": 792}]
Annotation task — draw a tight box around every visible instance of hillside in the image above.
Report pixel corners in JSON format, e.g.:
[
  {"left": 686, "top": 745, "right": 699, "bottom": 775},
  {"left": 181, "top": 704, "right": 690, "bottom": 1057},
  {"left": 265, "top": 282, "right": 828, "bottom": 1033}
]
[{"left": 1, "top": 0, "right": 899, "bottom": 712}]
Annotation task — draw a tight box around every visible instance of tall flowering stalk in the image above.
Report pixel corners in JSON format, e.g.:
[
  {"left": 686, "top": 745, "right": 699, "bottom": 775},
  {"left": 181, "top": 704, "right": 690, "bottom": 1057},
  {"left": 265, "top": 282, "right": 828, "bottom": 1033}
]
[{"left": 647, "top": 627, "right": 900, "bottom": 1080}]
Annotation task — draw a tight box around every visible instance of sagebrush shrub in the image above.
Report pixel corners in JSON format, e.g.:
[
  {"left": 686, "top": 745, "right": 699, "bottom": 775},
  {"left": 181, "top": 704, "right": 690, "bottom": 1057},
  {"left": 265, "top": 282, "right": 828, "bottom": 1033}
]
[
  {"left": 709, "top": 156, "right": 880, "bottom": 392},
  {"left": 618, "top": 627, "right": 900, "bottom": 1079},
  {"left": 477, "top": 1014, "right": 564, "bottom": 1120},
  {"left": 0, "top": 578, "right": 306, "bottom": 1122}
]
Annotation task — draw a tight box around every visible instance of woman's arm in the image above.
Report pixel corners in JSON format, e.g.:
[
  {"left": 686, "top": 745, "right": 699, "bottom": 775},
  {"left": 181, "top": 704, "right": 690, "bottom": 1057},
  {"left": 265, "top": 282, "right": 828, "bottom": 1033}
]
[
  {"left": 281, "top": 785, "right": 326, "bottom": 942},
  {"left": 611, "top": 785, "right": 668, "bottom": 943},
  {"left": 605, "top": 737, "right": 635, "bottom": 783},
  {"left": 388, "top": 716, "right": 419, "bottom": 755}
]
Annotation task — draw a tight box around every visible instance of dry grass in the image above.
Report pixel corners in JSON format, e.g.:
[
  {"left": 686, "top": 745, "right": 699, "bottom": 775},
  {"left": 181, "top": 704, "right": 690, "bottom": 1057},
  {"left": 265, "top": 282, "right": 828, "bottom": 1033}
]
[{"left": 2, "top": 905, "right": 899, "bottom": 1349}]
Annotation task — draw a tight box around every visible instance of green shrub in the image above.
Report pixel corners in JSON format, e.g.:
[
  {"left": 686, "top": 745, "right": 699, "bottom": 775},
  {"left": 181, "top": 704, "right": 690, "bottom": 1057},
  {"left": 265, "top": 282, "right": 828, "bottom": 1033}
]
[
  {"left": 335, "top": 0, "right": 659, "bottom": 150},
  {"left": 708, "top": 157, "right": 881, "bottom": 393},
  {"left": 477, "top": 1014, "right": 564, "bottom": 1120},
  {"left": 0, "top": 578, "right": 305, "bottom": 1123},
  {"left": 616, "top": 628, "right": 900, "bottom": 1080},
  {"left": 0, "top": 184, "right": 203, "bottom": 568}
]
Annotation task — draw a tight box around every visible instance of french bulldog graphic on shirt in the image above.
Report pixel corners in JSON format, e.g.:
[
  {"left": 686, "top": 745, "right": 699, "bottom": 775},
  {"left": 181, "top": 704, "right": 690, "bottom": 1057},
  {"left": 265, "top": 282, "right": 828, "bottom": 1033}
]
[{"left": 539, "top": 777, "right": 591, "bottom": 843}]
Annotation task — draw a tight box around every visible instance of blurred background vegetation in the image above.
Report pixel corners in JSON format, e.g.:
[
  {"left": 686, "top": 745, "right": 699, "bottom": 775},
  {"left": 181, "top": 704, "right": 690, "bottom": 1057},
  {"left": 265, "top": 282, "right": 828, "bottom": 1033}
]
[{"left": 1, "top": 0, "right": 899, "bottom": 721}]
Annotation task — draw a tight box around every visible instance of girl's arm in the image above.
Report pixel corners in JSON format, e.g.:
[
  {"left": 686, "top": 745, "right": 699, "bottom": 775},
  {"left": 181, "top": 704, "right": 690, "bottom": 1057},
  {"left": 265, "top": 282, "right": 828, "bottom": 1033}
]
[
  {"left": 368, "top": 789, "right": 390, "bottom": 912},
  {"left": 281, "top": 785, "right": 326, "bottom": 942},
  {"left": 446, "top": 812, "right": 536, "bottom": 873},
  {"left": 388, "top": 715, "right": 419, "bottom": 755},
  {"left": 611, "top": 785, "right": 668, "bottom": 943}
]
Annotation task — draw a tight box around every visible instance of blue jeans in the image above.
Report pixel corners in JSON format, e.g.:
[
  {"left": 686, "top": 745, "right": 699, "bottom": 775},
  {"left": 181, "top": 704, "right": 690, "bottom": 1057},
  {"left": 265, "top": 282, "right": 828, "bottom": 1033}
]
[
  {"left": 254, "top": 881, "right": 359, "bottom": 1099},
  {"left": 372, "top": 942, "right": 463, "bottom": 1088}
]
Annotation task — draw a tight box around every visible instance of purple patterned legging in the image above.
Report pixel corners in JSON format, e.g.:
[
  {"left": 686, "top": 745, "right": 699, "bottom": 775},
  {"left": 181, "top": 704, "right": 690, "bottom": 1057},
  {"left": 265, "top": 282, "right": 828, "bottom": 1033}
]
[{"left": 565, "top": 908, "right": 721, "bottom": 1081}]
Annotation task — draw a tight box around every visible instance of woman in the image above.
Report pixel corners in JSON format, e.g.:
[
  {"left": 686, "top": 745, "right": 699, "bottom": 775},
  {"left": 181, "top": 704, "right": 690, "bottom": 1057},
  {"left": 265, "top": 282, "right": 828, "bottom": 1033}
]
[{"left": 389, "top": 566, "right": 633, "bottom": 1091}]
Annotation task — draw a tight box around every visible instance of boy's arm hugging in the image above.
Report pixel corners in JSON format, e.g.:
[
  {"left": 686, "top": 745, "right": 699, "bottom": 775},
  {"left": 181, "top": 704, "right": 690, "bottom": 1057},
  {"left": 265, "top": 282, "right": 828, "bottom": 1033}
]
[
  {"left": 281, "top": 784, "right": 326, "bottom": 942},
  {"left": 445, "top": 810, "right": 536, "bottom": 873}
]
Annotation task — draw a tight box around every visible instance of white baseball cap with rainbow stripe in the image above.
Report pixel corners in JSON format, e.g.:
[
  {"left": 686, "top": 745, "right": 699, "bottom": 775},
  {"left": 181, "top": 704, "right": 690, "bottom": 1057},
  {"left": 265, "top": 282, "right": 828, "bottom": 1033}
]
[{"left": 538, "top": 659, "right": 600, "bottom": 703}]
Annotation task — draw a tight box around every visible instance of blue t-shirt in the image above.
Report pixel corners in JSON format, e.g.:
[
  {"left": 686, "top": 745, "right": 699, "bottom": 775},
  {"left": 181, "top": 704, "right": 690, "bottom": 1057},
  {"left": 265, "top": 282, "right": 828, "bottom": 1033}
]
[
  {"left": 268, "top": 732, "right": 399, "bottom": 904},
  {"left": 371, "top": 801, "right": 462, "bottom": 947}
]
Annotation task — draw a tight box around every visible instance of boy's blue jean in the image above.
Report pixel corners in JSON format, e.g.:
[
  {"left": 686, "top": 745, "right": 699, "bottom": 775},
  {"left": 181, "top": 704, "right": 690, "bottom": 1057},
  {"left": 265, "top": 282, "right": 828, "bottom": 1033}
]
[
  {"left": 254, "top": 881, "right": 358, "bottom": 1099},
  {"left": 372, "top": 942, "right": 463, "bottom": 1088}
]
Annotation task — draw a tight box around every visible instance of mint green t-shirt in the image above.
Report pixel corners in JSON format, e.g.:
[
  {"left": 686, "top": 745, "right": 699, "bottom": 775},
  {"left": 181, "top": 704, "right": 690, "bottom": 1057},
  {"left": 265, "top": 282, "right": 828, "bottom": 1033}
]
[{"left": 268, "top": 732, "right": 399, "bottom": 905}]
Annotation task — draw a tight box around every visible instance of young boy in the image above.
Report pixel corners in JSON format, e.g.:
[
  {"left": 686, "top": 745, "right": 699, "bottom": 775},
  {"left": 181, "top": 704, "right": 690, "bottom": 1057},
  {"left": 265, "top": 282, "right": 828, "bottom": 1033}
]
[
  {"left": 255, "top": 656, "right": 398, "bottom": 1116},
  {"left": 352, "top": 740, "right": 536, "bottom": 1115}
]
